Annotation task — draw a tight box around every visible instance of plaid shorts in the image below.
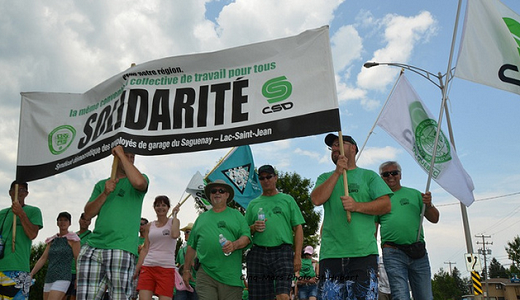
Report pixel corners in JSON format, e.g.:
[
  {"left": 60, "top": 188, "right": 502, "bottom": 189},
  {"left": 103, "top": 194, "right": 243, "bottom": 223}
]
[
  {"left": 246, "top": 244, "right": 294, "bottom": 300},
  {"left": 76, "top": 245, "right": 136, "bottom": 300}
]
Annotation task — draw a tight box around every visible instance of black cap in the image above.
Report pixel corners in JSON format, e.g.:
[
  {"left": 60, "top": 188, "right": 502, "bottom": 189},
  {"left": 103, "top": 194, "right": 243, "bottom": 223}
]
[
  {"left": 324, "top": 133, "right": 358, "bottom": 153},
  {"left": 57, "top": 211, "right": 72, "bottom": 222},
  {"left": 258, "top": 165, "right": 276, "bottom": 175}
]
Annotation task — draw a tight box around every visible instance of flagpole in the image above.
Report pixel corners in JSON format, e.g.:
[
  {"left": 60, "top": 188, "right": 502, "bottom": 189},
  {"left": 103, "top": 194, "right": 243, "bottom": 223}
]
[
  {"left": 356, "top": 69, "right": 405, "bottom": 161},
  {"left": 337, "top": 131, "right": 351, "bottom": 223},
  {"left": 167, "top": 147, "right": 237, "bottom": 218},
  {"left": 12, "top": 184, "right": 19, "bottom": 252}
]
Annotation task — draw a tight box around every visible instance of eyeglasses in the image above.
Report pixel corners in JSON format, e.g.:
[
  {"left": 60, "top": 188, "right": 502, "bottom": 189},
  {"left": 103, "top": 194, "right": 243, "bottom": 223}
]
[
  {"left": 211, "top": 188, "right": 227, "bottom": 194},
  {"left": 258, "top": 175, "right": 274, "bottom": 181},
  {"left": 140, "top": 222, "right": 147, "bottom": 226},
  {"left": 185, "top": 230, "right": 191, "bottom": 234},
  {"left": 381, "top": 170, "right": 400, "bottom": 177},
  {"left": 328, "top": 141, "right": 352, "bottom": 150}
]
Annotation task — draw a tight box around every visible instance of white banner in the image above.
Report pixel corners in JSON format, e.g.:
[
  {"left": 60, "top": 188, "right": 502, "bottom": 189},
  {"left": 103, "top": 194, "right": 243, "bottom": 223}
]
[
  {"left": 455, "top": 0, "right": 520, "bottom": 95},
  {"left": 377, "top": 75, "right": 475, "bottom": 206},
  {"left": 18, "top": 26, "right": 340, "bottom": 181}
]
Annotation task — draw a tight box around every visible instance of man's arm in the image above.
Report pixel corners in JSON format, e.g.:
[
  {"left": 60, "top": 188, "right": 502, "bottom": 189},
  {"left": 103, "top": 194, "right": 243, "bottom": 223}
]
[
  {"left": 310, "top": 155, "right": 348, "bottom": 206},
  {"left": 84, "top": 180, "right": 114, "bottom": 220},
  {"left": 182, "top": 246, "right": 196, "bottom": 287},
  {"left": 422, "top": 192, "right": 440, "bottom": 223},
  {"left": 223, "top": 235, "right": 251, "bottom": 254},
  {"left": 114, "top": 146, "right": 148, "bottom": 192},
  {"left": 341, "top": 194, "right": 391, "bottom": 216},
  {"left": 292, "top": 224, "right": 303, "bottom": 272},
  {"left": 12, "top": 202, "right": 40, "bottom": 240}
]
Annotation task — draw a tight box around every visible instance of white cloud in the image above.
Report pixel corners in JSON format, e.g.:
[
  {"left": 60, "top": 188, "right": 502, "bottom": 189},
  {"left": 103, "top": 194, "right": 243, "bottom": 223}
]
[{"left": 357, "top": 11, "right": 437, "bottom": 90}]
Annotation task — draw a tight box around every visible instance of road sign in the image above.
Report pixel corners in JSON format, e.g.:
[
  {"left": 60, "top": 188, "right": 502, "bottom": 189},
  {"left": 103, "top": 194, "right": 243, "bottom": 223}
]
[
  {"left": 465, "top": 253, "right": 482, "bottom": 272},
  {"left": 472, "top": 271, "right": 483, "bottom": 295}
]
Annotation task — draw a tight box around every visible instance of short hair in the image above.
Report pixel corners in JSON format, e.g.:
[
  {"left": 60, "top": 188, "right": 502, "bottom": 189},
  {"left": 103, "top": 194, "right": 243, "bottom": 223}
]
[
  {"left": 379, "top": 161, "right": 402, "bottom": 174},
  {"left": 141, "top": 217, "right": 149, "bottom": 224},
  {"left": 10, "top": 181, "right": 28, "bottom": 191},
  {"left": 153, "top": 195, "right": 171, "bottom": 208}
]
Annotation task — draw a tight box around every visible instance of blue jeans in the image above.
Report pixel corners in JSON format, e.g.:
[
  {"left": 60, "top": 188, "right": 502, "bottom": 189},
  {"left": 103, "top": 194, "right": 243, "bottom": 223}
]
[
  {"left": 175, "top": 289, "right": 198, "bottom": 300},
  {"left": 382, "top": 247, "right": 432, "bottom": 300}
]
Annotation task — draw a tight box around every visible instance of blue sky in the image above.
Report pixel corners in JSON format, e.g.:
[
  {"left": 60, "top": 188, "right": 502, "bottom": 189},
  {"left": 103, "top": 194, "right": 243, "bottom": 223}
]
[{"left": 1, "top": 0, "right": 519, "bottom": 279}]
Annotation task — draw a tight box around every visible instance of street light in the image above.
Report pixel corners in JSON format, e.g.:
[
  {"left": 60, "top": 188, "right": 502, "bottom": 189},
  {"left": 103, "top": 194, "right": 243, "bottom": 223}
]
[
  {"left": 363, "top": 61, "right": 455, "bottom": 90},
  {"left": 364, "top": 60, "right": 475, "bottom": 263}
]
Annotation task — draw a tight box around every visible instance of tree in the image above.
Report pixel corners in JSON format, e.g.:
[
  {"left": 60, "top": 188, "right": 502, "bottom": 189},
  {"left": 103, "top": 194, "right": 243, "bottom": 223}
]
[
  {"left": 29, "top": 242, "right": 47, "bottom": 300},
  {"left": 276, "top": 171, "right": 321, "bottom": 250},
  {"left": 489, "top": 257, "right": 508, "bottom": 278},
  {"left": 432, "top": 267, "right": 470, "bottom": 300},
  {"left": 505, "top": 235, "right": 520, "bottom": 269}
]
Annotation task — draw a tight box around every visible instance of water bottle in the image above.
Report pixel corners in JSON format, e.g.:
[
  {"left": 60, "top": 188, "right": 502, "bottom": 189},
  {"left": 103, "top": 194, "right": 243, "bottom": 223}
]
[
  {"left": 258, "top": 208, "right": 265, "bottom": 221},
  {"left": 219, "top": 234, "right": 231, "bottom": 256},
  {"left": 0, "top": 235, "right": 5, "bottom": 259}
]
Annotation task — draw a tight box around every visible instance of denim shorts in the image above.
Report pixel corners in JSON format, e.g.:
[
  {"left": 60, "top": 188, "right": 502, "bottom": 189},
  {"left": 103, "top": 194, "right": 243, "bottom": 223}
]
[{"left": 298, "top": 283, "right": 318, "bottom": 299}]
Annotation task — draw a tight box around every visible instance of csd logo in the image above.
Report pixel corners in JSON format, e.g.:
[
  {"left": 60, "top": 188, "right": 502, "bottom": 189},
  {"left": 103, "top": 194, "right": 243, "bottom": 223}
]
[{"left": 262, "top": 76, "right": 293, "bottom": 114}]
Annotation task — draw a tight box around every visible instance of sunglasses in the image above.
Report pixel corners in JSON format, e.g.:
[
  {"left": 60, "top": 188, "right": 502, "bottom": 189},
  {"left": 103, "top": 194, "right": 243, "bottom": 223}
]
[
  {"left": 185, "top": 230, "right": 191, "bottom": 234},
  {"left": 211, "top": 188, "right": 227, "bottom": 194},
  {"left": 258, "top": 175, "right": 274, "bottom": 181},
  {"left": 140, "top": 223, "right": 147, "bottom": 226},
  {"left": 381, "top": 170, "right": 400, "bottom": 177}
]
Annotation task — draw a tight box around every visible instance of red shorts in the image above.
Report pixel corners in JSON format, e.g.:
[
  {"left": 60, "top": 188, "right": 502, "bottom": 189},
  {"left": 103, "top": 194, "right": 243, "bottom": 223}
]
[{"left": 137, "top": 266, "right": 175, "bottom": 297}]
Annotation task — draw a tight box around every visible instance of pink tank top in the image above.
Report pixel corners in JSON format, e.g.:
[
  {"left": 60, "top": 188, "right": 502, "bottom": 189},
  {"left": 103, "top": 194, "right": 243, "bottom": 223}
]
[{"left": 143, "top": 218, "right": 177, "bottom": 268}]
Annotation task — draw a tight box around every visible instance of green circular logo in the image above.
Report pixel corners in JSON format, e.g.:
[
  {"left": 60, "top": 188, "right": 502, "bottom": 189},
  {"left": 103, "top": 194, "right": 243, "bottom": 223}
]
[
  {"left": 414, "top": 119, "right": 451, "bottom": 163},
  {"left": 48, "top": 125, "right": 76, "bottom": 155}
]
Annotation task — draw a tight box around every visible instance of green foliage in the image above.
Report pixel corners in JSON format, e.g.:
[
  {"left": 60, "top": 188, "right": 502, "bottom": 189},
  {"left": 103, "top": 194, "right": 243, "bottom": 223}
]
[
  {"left": 276, "top": 171, "right": 321, "bottom": 251},
  {"left": 505, "top": 235, "right": 520, "bottom": 268},
  {"left": 489, "top": 257, "right": 508, "bottom": 278},
  {"left": 29, "top": 242, "right": 47, "bottom": 300},
  {"left": 432, "top": 267, "right": 470, "bottom": 300}
]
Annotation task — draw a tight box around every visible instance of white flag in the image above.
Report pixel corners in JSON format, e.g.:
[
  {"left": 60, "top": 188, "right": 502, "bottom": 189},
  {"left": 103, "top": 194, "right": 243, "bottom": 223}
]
[
  {"left": 377, "top": 75, "right": 475, "bottom": 206},
  {"left": 455, "top": 0, "right": 520, "bottom": 95},
  {"left": 185, "top": 171, "right": 212, "bottom": 210}
]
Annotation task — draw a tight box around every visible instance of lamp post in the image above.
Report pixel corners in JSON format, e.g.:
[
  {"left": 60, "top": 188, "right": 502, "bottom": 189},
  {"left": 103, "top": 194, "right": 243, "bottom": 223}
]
[{"left": 363, "top": 61, "right": 474, "bottom": 255}]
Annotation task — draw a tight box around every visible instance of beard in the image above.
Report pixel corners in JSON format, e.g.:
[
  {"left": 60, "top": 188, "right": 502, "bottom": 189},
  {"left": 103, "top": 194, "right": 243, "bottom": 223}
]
[{"left": 331, "top": 150, "right": 340, "bottom": 164}]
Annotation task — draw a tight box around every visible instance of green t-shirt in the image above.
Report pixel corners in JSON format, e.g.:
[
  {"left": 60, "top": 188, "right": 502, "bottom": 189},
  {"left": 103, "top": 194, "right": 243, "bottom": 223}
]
[
  {"left": 176, "top": 244, "right": 196, "bottom": 287},
  {"left": 245, "top": 193, "right": 305, "bottom": 247},
  {"left": 0, "top": 205, "right": 43, "bottom": 272},
  {"left": 71, "top": 230, "right": 92, "bottom": 274},
  {"left": 87, "top": 175, "right": 148, "bottom": 255},
  {"left": 299, "top": 258, "right": 316, "bottom": 278},
  {"left": 314, "top": 168, "right": 392, "bottom": 260},
  {"left": 188, "top": 207, "right": 251, "bottom": 287},
  {"left": 376, "top": 186, "right": 425, "bottom": 245}
]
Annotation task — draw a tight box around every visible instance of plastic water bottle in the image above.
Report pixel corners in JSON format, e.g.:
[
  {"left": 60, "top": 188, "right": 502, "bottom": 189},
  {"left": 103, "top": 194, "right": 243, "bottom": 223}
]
[
  {"left": 219, "top": 234, "right": 231, "bottom": 256},
  {"left": 258, "top": 208, "right": 265, "bottom": 221}
]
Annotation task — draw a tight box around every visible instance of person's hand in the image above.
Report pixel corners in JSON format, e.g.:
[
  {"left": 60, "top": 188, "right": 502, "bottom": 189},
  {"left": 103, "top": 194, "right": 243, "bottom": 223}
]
[
  {"left": 222, "top": 240, "right": 235, "bottom": 254},
  {"left": 172, "top": 204, "right": 180, "bottom": 217},
  {"left": 254, "top": 220, "right": 266, "bottom": 233},
  {"left": 334, "top": 155, "right": 348, "bottom": 174},
  {"left": 103, "top": 178, "right": 117, "bottom": 196},
  {"left": 132, "top": 266, "right": 141, "bottom": 280},
  {"left": 112, "top": 145, "right": 125, "bottom": 158},
  {"left": 182, "top": 270, "right": 193, "bottom": 287},
  {"left": 11, "top": 201, "right": 26, "bottom": 217},
  {"left": 422, "top": 191, "right": 432, "bottom": 207},
  {"left": 341, "top": 195, "right": 357, "bottom": 212}
]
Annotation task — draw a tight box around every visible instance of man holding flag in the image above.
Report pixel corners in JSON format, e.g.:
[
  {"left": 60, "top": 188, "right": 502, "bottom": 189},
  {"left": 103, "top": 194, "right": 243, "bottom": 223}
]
[
  {"left": 77, "top": 145, "right": 149, "bottom": 300},
  {"left": 376, "top": 161, "right": 439, "bottom": 300},
  {"left": 311, "top": 134, "right": 392, "bottom": 299}
]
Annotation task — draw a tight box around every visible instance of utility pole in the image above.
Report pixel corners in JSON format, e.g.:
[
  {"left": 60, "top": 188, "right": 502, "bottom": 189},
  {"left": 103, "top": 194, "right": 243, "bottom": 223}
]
[
  {"left": 444, "top": 261, "right": 457, "bottom": 274},
  {"left": 476, "top": 234, "right": 492, "bottom": 299}
]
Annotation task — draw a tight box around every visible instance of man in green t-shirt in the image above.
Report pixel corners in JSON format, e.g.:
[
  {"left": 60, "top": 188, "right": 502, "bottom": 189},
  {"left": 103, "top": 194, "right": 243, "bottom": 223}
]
[
  {"left": 376, "top": 161, "right": 439, "bottom": 300},
  {"left": 77, "top": 146, "right": 149, "bottom": 300},
  {"left": 0, "top": 181, "right": 43, "bottom": 300},
  {"left": 310, "top": 134, "right": 392, "bottom": 299},
  {"left": 182, "top": 179, "right": 251, "bottom": 300},
  {"left": 245, "top": 164, "right": 304, "bottom": 300},
  {"left": 65, "top": 212, "right": 92, "bottom": 300}
]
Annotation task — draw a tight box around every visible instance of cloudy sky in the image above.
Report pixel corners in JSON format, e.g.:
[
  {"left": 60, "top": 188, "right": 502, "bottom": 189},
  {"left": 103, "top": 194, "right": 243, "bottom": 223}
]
[{"left": 2, "top": 0, "right": 520, "bottom": 279}]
